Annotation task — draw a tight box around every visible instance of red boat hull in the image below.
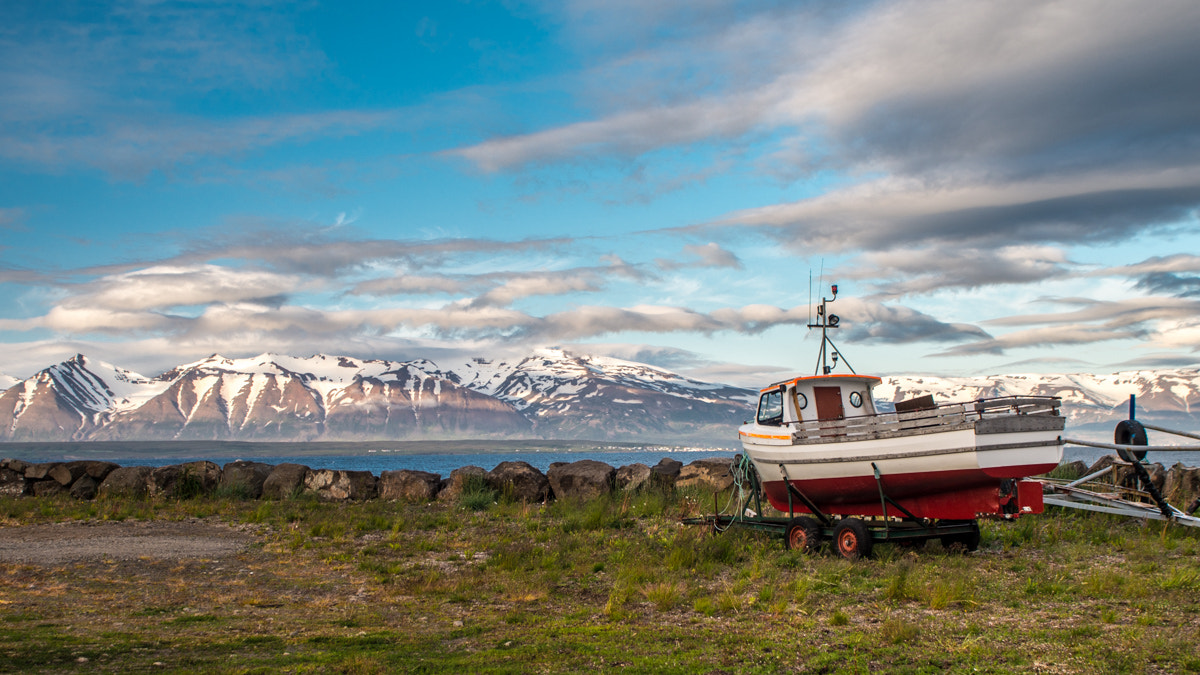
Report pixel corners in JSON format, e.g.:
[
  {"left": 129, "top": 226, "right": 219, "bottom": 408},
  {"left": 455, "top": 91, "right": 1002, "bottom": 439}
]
[{"left": 761, "top": 464, "right": 1052, "bottom": 520}]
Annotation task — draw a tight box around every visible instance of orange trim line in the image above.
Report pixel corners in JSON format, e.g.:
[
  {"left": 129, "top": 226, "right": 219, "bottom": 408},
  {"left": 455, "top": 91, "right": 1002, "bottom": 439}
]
[
  {"left": 759, "top": 373, "right": 882, "bottom": 393},
  {"left": 739, "top": 431, "right": 791, "bottom": 440}
]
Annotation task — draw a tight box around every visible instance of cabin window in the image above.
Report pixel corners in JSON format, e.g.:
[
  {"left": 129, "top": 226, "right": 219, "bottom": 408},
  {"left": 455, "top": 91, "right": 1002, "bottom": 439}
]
[
  {"left": 849, "top": 391, "right": 863, "bottom": 408},
  {"left": 756, "top": 390, "right": 784, "bottom": 425}
]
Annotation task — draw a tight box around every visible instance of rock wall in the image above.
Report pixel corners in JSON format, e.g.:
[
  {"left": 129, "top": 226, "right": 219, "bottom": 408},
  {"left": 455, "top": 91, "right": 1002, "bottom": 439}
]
[
  {"left": 0, "top": 455, "right": 738, "bottom": 504},
  {"left": 4, "top": 455, "right": 1199, "bottom": 510}
]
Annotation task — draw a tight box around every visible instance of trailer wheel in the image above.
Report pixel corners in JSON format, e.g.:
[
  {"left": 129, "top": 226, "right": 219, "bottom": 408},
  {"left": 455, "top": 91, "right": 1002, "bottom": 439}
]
[
  {"left": 785, "top": 517, "right": 822, "bottom": 552},
  {"left": 1114, "top": 419, "right": 1148, "bottom": 462},
  {"left": 940, "top": 521, "right": 981, "bottom": 553},
  {"left": 833, "top": 519, "right": 872, "bottom": 560}
]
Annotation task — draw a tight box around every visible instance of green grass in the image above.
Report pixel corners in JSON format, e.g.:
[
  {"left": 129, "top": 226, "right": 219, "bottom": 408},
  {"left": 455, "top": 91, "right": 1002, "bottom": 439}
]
[{"left": 2, "top": 488, "right": 1200, "bottom": 673}]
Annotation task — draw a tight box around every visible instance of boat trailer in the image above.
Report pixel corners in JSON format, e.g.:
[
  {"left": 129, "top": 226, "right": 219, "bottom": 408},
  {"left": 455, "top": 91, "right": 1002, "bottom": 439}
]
[
  {"left": 684, "top": 456, "right": 991, "bottom": 560},
  {"left": 686, "top": 396, "right": 1200, "bottom": 559},
  {"left": 1045, "top": 396, "right": 1200, "bottom": 528}
]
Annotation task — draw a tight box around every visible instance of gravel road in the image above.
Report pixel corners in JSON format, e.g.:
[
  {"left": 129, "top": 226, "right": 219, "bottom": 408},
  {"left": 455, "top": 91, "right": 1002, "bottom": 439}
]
[{"left": 0, "top": 520, "right": 255, "bottom": 565}]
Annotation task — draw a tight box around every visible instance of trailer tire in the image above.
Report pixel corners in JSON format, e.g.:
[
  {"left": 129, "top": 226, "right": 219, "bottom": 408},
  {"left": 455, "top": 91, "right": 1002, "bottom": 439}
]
[
  {"left": 833, "top": 518, "right": 872, "bottom": 560},
  {"left": 785, "top": 517, "right": 822, "bottom": 552},
  {"left": 1114, "top": 419, "right": 1148, "bottom": 462}
]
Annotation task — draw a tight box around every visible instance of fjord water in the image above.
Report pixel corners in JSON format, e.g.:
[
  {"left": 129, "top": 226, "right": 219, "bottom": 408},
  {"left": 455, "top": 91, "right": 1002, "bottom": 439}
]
[
  {"left": 0, "top": 439, "right": 738, "bottom": 475},
  {"left": 2, "top": 440, "right": 1192, "bottom": 476}
]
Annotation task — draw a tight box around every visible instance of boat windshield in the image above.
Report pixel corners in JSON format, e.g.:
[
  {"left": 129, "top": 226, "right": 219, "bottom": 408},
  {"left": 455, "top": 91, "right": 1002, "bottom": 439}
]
[{"left": 756, "top": 390, "right": 784, "bottom": 425}]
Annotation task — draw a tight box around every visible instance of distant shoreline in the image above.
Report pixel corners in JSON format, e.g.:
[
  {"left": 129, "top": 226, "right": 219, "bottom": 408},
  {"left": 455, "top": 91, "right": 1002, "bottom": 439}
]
[{"left": 0, "top": 438, "right": 735, "bottom": 455}]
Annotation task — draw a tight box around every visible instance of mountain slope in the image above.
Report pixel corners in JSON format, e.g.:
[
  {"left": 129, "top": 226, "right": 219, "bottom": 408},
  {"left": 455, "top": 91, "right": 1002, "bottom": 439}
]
[
  {"left": 0, "top": 355, "right": 163, "bottom": 441},
  {"left": 441, "top": 348, "right": 755, "bottom": 440},
  {"left": 875, "top": 369, "right": 1200, "bottom": 434},
  {"left": 2, "top": 351, "right": 1197, "bottom": 443}
]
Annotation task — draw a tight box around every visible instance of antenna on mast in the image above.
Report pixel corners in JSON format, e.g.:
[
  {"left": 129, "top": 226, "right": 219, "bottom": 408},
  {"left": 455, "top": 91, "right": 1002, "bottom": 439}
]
[
  {"left": 807, "top": 270, "right": 812, "bottom": 327},
  {"left": 807, "top": 282, "right": 856, "bottom": 376}
]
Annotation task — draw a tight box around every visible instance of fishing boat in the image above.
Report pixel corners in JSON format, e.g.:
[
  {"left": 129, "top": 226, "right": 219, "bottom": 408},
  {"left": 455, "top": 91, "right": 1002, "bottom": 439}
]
[{"left": 735, "top": 284, "right": 1064, "bottom": 556}]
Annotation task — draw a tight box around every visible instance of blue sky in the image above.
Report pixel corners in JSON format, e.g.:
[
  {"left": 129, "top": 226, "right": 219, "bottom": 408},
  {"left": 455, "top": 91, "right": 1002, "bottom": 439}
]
[{"left": 1, "top": 0, "right": 1199, "bottom": 386}]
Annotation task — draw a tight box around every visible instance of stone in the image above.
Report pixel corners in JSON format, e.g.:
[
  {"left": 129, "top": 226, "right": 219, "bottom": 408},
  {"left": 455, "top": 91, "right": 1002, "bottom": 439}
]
[
  {"left": 1085, "top": 455, "right": 1165, "bottom": 493},
  {"left": 70, "top": 474, "right": 99, "bottom": 500},
  {"left": 1, "top": 458, "right": 31, "bottom": 474},
  {"left": 48, "top": 462, "right": 89, "bottom": 487},
  {"left": 24, "top": 463, "right": 60, "bottom": 480},
  {"left": 219, "top": 460, "right": 274, "bottom": 499},
  {"left": 31, "top": 480, "right": 67, "bottom": 497},
  {"left": 1164, "top": 463, "right": 1200, "bottom": 504},
  {"left": 486, "top": 461, "right": 551, "bottom": 503},
  {"left": 303, "top": 469, "right": 378, "bottom": 501},
  {"left": 1057, "top": 460, "right": 1088, "bottom": 480},
  {"left": 0, "top": 466, "right": 25, "bottom": 497},
  {"left": 79, "top": 461, "right": 120, "bottom": 481},
  {"left": 262, "top": 463, "right": 310, "bottom": 499},
  {"left": 649, "top": 458, "right": 683, "bottom": 489},
  {"left": 676, "top": 457, "right": 737, "bottom": 492},
  {"left": 148, "top": 461, "right": 221, "bottom": 498},
  {"left": 98, "top": 466, "right": 154, "bottom": 498},
  {"left": 379, "top": 470, "right": 442, "bottom": 502},
  {"left": 615, "top": 463, "right": 651, "bottom": 491},
  {"left": 547, "top": 460, "right": 615, "bottom": 501},
  {"left": 437, "top": 466, "right": 488, "bottom": 502}
]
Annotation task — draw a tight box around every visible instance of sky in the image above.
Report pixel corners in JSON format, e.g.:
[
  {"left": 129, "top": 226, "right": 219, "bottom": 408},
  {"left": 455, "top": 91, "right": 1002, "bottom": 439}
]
[{"left": 1, "top": 0, "right": 1199, "bottom": 388}]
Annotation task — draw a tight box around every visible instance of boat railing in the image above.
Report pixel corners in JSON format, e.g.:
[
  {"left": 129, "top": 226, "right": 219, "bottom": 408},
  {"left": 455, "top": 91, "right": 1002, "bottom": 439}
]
[{"left": 788, "top": 395, "right": 1061, "bottom": 442}]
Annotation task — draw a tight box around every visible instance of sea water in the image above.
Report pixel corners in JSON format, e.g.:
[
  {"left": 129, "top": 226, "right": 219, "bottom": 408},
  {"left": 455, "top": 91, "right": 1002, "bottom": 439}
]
[
  {"left": 2, "top": 441, "right": 1195, "bottom": 476},
  {"left": 0, "top": 440, "right": 738, "bottom": 475}
]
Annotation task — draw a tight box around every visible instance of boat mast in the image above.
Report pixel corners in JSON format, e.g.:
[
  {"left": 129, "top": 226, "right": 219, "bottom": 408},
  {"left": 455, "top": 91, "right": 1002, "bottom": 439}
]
[{"left": 807, "top": 284, "right": 856, "bottom": 375}]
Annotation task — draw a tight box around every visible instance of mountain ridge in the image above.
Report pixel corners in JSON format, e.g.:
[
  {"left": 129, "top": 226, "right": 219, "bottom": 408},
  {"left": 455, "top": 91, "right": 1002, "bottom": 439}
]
[{"left": 1, "top": 351, "right": 1197, "bottom": 443}]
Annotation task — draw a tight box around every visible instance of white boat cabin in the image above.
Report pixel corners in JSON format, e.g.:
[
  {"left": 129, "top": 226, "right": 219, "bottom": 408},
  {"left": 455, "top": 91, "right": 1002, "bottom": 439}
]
[{"left": 754, "top": 374, "right": 883, "bottom": 427}]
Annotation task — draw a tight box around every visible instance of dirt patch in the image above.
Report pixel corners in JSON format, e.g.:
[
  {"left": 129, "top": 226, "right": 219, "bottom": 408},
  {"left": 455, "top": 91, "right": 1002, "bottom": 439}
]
[{"left": 0, "top": 519, "right": 256, "bottom": 565}]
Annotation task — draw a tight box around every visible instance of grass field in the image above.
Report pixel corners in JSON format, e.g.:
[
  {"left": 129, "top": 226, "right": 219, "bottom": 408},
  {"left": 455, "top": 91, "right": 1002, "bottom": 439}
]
[{"left": 2, "top": 484, "right": 1199, "bottom": 674}]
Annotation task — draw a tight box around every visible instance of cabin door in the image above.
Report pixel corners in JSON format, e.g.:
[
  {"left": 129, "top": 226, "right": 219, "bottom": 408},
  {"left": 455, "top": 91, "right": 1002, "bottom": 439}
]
[{"left": 813, "top": 386, "right": 845, "bottom": 421}]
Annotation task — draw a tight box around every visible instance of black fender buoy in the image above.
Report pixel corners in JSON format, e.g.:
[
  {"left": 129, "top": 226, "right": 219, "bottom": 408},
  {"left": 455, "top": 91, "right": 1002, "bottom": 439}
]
[{"left": 1114, "top": 419, "right": 1148, "bottom": 462}]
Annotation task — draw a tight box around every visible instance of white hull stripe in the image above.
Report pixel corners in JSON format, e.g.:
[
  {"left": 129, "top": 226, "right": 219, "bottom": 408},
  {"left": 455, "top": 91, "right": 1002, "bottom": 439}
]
[{"left": 754, "top": 438, "right": 1062, "bottom": 466}]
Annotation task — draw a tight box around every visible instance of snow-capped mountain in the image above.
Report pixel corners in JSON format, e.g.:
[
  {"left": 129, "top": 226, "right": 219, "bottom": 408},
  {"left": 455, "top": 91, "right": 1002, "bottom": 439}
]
[
  {"left": 441, "top": 348, "right": 755, "bottom": 440},
  {"left": 0, "top": 355, "right": 162, "bottom": 441},
  {"left": 874, "top": 369, "right": 1200, "bottom": 434},
  {"left": 1, "top": 350, "right": 1196, "bottom": 443},
  {"left": 0, "top": 350, "right": 754, "bottom": 443}
]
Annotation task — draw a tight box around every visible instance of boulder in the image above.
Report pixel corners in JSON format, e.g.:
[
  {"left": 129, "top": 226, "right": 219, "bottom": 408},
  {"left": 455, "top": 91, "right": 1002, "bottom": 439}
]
[
  {"left": 0, "top": 466, "right": 25, "bottom": 497},
  {"left": 676, "top": 457, "right": 737, "bottom": 492},
  {"left": 31, "top": 480, "right": 67, "bottom": 498},
  {"left": 486, "top": 461, "right": 551, "bottom": 503},
  {"left": 1, "top": 458, "right": 31, "bottom": 474},
  {"left": 219, "top": 460, "right": 274, "bottom": 498},
  {"left": 48, "top": 462, "right": 89, "bottom": 487},
  {"left": 24, "top": 463, "right": 60, "bottom": 481},
  {"left": 1164, "top": 463, "right": 1200, "bottom": 504},
  {"left": 1056, "top": 460, "right": 1088, "bottom": 480},
  {"left": 547, "top": 460, "right": 615, "bottom": 501},
  {"left": 98, "top": 466, "right": 154, "bottom": 498},
  {"left": 649, "top": 458, "right": 683, "bottom": 489},
  {"left": 379, "top": 470, "right": 442, "bottom": 502},
  {"left": 437, "top": 466, "right": 488, "bottom": 502},
  {"left": 262, "top": 463, "right": 310, "bottom": 499},
  {"left": 79, "top": 461, "right": 120, "bottom": 481},
  {"left": 303, "top": 469, "right": 378, "bottom": 501},
  {"left": 70, "top": 475, "right": 99, "bottom": 500},
  {"left": 1084, "top": 455, "right": 1167, "bottom": 493},
  {"left": 148, "top": 461, "right": 221, "bottom": 498},
  {"left": 615, "top": 463, "right": 651, "bottom": 491},
  {"left": 1084, "top": 454, "right": 1119, "bottom": 477}
]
